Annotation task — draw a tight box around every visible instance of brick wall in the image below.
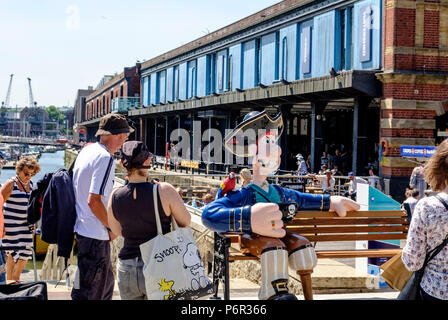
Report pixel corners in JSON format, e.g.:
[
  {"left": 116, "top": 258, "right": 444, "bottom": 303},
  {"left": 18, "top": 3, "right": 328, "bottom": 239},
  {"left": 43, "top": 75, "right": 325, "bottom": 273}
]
[
  {"left": 83, "top": 65, "right": 141, "bottom": 121},
  {"left": 378, "top": 0, "right": 448, "bottom": 182},
  {"left": 424, "top": 9, "right": 439, "bottom": 48}
]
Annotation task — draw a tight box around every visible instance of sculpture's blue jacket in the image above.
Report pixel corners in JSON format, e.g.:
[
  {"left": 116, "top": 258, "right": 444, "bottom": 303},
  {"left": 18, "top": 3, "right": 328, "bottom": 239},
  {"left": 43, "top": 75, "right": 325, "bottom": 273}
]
[{"left": 201, "top": 185, "right": 330, "bottom": 233}]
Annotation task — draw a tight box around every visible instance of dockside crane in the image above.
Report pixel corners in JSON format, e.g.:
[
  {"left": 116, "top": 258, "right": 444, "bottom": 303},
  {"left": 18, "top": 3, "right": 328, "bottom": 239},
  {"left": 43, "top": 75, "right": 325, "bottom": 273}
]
[
  {"left": 27, "top": 77, "right": 37, "bottom": 108},
  {"left": 2, "top": 74, "right": 14, "bottom": 108}
]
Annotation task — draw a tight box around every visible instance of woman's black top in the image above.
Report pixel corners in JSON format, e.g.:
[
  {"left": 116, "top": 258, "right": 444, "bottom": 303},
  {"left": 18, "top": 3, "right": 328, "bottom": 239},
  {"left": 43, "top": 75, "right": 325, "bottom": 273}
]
[{"left": 111, "top": 182, "right": 171, "bottom": 260}]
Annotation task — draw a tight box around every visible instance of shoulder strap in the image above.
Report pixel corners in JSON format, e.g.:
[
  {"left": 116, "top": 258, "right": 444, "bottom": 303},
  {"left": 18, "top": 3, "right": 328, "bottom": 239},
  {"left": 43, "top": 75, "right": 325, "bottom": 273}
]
[
  {"left": 435, "top": 194, "right": 448, "bottom": 211},
  {"left": 152, "top": 183, "right": 164, "bottom": 235}
]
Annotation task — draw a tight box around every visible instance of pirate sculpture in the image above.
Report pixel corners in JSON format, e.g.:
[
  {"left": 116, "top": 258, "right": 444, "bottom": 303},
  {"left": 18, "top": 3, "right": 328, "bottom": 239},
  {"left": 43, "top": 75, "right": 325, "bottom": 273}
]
[{"left": 202, "top": 110, "right": 359, "bottom": 300}]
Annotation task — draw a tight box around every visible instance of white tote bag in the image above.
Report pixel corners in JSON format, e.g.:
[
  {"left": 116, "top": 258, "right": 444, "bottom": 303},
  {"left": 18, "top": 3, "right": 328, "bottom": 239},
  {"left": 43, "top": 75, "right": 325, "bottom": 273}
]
[{"left": 140, "top": 184, "right": 213, "bottom": 300}]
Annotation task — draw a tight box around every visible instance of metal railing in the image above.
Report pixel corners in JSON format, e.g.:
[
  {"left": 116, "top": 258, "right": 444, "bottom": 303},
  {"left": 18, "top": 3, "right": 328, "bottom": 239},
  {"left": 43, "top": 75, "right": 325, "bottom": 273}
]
[{"left": 115, "top": 170, "right": 382, "bottom": 197}]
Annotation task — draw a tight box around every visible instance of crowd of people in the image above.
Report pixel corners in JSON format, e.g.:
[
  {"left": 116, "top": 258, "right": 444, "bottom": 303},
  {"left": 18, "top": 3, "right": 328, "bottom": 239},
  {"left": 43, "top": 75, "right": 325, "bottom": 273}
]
[
  {"left": 292, "top": 151, "right": 380, "bottom": 198},
  {"left": 287, "top": 148, "right": 377, "bottom": 177}
]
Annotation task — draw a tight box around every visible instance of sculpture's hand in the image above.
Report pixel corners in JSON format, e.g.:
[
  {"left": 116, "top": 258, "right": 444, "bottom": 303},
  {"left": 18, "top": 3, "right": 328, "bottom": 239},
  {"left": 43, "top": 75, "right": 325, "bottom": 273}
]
[
  {"left": 250, "top": 202, "right": 285, "bottom": 238},
  {"left": 329, "top": 196, "right": 360, "bottom": 217}
]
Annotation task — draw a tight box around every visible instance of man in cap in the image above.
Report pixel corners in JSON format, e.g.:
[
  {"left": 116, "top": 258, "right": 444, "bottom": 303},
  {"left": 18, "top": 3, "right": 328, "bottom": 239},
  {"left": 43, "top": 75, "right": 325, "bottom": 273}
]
[
  {"left": 345, "top": 171, "right": 368, "bottom": 201},
  {"left": 71, "top": 113, "right": 133, "bottom": 300},
  {"left": 202, "top": 110, "right": 359, "bottom": 300}
]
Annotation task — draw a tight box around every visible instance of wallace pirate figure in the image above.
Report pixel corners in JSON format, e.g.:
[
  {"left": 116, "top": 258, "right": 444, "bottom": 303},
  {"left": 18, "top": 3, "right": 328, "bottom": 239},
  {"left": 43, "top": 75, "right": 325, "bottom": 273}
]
[{"left": 202, "top": 110, "right": 359, "bottom": 300}]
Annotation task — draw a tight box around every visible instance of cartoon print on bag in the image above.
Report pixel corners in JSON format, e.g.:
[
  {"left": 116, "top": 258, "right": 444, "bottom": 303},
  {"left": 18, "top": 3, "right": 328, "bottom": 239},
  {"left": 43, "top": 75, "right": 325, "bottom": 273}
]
[
  {"left": 158, "top": 278, "right": 176, "bottom": 300},
  {"left": 183, "top": 242, "right": 210, "bottom": 290}
]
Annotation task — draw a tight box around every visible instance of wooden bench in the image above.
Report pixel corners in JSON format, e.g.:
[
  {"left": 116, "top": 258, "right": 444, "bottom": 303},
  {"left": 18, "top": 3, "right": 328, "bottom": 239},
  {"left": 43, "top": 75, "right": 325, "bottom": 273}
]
[{"left": 210, "top": 209, "right": 409, "bottom": 300}]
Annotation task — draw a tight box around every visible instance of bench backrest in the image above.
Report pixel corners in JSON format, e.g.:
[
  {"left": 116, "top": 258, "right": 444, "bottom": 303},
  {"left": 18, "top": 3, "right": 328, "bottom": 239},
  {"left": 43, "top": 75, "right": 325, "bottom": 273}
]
[{"left": 287, "top": 210, "right": 409, "bottom": 242}]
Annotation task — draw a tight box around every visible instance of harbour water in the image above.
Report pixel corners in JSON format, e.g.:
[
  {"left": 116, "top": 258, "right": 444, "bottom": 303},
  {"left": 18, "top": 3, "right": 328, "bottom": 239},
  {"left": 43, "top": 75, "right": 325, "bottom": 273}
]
[{"left": 0, "top": 150, "right": 66, "bottom": 186}]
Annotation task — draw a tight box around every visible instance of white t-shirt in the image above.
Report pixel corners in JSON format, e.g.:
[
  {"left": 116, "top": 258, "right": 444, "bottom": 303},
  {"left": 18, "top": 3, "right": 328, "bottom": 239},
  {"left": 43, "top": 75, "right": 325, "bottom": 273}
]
[
  {"left": 72, "top": 142, "right": 115, "bottom": 240},
  {"left": 315, "top": 175, "right": 335, "bottom": 192}
]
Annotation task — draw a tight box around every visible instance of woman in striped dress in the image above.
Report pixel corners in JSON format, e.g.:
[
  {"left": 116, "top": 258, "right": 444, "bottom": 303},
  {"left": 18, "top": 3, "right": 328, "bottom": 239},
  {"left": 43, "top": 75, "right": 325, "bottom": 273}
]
[{"left": 0, "top": 156, "right": 40, "bottom": 283}]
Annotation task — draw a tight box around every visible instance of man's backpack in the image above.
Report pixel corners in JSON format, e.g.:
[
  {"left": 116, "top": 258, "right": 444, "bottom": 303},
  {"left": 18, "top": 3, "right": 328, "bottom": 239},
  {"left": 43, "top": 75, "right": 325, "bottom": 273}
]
[
  {"left": 40, "top": 162, "right": 77, "bottom": 259},
  {"left": 27, "top": 172, "right": 57, "bottom": 225}
]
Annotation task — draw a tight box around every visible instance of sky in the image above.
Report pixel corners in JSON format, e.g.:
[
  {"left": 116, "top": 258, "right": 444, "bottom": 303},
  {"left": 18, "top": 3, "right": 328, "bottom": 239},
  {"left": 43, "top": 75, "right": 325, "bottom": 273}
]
[{"left": 0, "top": 0, "right": 281, "bottom": 108}]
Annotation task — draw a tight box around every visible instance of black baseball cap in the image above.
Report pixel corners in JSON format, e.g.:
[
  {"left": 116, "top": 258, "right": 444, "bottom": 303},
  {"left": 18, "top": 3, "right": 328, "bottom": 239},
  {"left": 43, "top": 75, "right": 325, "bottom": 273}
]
[
  {"left": 120, "top": 141, "right": 153, "bottom": 169},
  {"left": 95, "top": 113, "right": 134, "bottom": 137}
]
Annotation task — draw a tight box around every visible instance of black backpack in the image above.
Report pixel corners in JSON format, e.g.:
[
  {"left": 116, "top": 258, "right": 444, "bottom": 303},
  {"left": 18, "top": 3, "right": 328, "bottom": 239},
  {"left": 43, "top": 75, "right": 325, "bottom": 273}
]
[
  {"left": 27, "top": 173, "right": 55, "bottom": 225},
  {"left": 40, "top": 161, "right": 76, "bottom": 259}
]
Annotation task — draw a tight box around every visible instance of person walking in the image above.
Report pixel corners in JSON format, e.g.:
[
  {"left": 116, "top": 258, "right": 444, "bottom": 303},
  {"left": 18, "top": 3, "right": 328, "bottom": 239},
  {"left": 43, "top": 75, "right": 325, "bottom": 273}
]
[
  {"left": 410, "top": 163, "right": 427, "bottom": 200},
  {"left": 402, "top": 139, "right": 448, "bottom": 300},
  {"left": 107, "top": 140, "right": 191, "bottom": 300},
  {"left": 71, "top": 113, "right": 132, "bottom": 300},
  {"left": 0, "top": 156, "right": 40, "bottom": 283}
]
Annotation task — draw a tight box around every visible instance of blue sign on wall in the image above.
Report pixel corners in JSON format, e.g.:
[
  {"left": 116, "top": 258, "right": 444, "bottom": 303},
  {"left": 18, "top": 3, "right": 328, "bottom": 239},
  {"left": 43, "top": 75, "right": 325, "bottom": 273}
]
[
  {"left": 400, "top": 145, "right": 437, "bottom": 158},
  {"left": 301, "top": 26, "right": 311, "bottom": 74},
  {"left": 359, "top": 5, "right": 372, "bottom": 62}
]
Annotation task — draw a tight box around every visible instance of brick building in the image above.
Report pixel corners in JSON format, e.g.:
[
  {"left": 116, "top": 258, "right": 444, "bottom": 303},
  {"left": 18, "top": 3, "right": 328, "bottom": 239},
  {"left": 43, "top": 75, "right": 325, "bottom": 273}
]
[
  {"left": 75, "top": 0, "right": 448, "bottom": 201},
  {"left": 377, "top": 0, "right": 448, "bottom": 196}
]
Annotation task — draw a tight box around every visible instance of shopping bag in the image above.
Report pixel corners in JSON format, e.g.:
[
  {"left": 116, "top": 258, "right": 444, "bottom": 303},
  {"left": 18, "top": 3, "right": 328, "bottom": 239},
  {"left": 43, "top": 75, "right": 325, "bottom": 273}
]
[
  {"left": 397, "top": 270, "right": 423, "bottom": 300},
  {"left": 380, "top": 253, "right": 412, "bottom": 291},
  {"left": 0, "top": 282, "right": 48, "bottom": 300},
  {"left": 140, "top": 185, "right": 213, "bottom": 300}
]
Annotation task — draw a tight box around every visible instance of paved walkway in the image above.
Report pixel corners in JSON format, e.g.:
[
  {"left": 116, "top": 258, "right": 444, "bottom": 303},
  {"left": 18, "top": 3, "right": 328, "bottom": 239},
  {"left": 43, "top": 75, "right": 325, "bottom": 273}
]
[{"left": 18, "top": 269, "right": 399, "bottom": 300}]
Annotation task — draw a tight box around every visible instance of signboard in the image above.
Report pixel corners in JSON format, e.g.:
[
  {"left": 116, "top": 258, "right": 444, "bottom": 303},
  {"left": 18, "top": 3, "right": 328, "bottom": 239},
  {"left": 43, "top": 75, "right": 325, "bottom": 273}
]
[
  {"left": 180, "top": 160, "right": 200, "bottom": 169},
  {"left": 359, "top": 5, "right": 372, "bottom": 62},
  {"left": 400, "top": 145, "right": 437, "bottom": 158},
  {"left": 300, "top": 26, "right": 311, "bottom": 74}
]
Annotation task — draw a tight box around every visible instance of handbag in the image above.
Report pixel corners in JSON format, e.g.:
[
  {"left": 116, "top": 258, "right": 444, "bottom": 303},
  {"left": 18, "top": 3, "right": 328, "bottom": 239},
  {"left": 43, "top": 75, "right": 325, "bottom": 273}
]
[
  {"left": 380, "top": 252, "right": 413, "bottom": 291},
  {"left": 139, "top": 184, "right": 213, "bottom": 300},
  {"left": 397, "top": 194, "right": 448, "bottom": 300}
]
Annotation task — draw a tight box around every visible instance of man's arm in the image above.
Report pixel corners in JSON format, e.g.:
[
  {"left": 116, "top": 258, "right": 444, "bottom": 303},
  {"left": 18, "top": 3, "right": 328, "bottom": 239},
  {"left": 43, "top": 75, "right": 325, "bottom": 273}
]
[
  {"left": 88, "top": 193, "right": 117, "bottom": 241},
  {"left": 88, "top": 193, "right": 109, "bottom": 226}
]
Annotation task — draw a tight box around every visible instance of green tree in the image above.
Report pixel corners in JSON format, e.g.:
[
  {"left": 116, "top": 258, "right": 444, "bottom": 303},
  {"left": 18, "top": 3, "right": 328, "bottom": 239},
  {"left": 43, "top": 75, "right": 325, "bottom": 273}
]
[{"left": 46, "top": 105, "right": 64, "bottom": 125}]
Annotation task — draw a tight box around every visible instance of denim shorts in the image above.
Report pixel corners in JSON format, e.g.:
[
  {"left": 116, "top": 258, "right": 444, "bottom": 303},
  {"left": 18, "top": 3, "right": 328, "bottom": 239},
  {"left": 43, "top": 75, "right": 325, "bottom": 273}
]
[{"left": 117, "top": 257, "right": 147, "bottom": 300}]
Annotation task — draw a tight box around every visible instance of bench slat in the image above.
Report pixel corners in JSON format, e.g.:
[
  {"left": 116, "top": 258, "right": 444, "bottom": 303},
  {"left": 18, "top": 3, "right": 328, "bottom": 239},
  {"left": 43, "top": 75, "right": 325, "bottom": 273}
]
[
  {"left": 290, "top": 217, "right": 409, "bottom": 226},
  {"left": 302, "top": 233, "right": 407, "bottom": 242},
  {"left": 229, "top": 253, "right": 257, "bottom": 261},
  {"left": 296, "top": 210, "right": 406, "bottom": 218},
  {"left": 316, "top": 249, "right": 402, "bottom": 258},
  {"left": 287, "top": 225, "right": 409, "bottom": 234}
]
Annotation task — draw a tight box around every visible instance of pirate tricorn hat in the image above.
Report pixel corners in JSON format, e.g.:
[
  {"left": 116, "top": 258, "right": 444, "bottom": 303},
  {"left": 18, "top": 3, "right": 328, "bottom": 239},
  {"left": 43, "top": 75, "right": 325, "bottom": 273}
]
[{"left": 224, "top": 110, "right": 284, "bottom": 157}]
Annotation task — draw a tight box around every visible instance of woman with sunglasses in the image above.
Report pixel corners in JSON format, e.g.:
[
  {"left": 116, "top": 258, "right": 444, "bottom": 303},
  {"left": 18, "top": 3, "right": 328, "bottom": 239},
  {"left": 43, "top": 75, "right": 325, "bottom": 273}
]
[{"left": 0, "top": 156, "right": 40, "bottom": 283}]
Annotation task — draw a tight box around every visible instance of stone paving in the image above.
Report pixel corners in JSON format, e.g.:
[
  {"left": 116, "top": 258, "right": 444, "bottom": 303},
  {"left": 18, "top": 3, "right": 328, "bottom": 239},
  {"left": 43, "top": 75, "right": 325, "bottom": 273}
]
[{"left": 17, "top": 269, "right": 399, "bottom": 300}]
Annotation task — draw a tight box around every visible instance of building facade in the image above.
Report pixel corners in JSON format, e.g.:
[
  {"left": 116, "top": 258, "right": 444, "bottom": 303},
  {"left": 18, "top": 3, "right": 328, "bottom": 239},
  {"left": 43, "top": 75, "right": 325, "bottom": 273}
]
[
  {"left": 77, "top": 0, "right": 448, "bottom": 201},
  {"left": 81, "top": 65, "right": 141, "bottom": 139},
  {"left": 73, "top": 87, "right": 95, "bottom": 143}
]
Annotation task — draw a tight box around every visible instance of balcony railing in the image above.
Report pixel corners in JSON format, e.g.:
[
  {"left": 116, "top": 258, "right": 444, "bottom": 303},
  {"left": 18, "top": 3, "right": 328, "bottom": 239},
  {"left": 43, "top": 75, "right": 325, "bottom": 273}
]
[{"left": 111, "top": 97, "right": 140, "bottom": 113}]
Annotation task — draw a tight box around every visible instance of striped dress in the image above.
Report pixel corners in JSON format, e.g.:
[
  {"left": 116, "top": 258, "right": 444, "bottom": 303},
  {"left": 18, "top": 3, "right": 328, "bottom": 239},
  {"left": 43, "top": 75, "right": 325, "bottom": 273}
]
[{"left": 2, "top": 179, "right": 33, "bottom": 262}]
